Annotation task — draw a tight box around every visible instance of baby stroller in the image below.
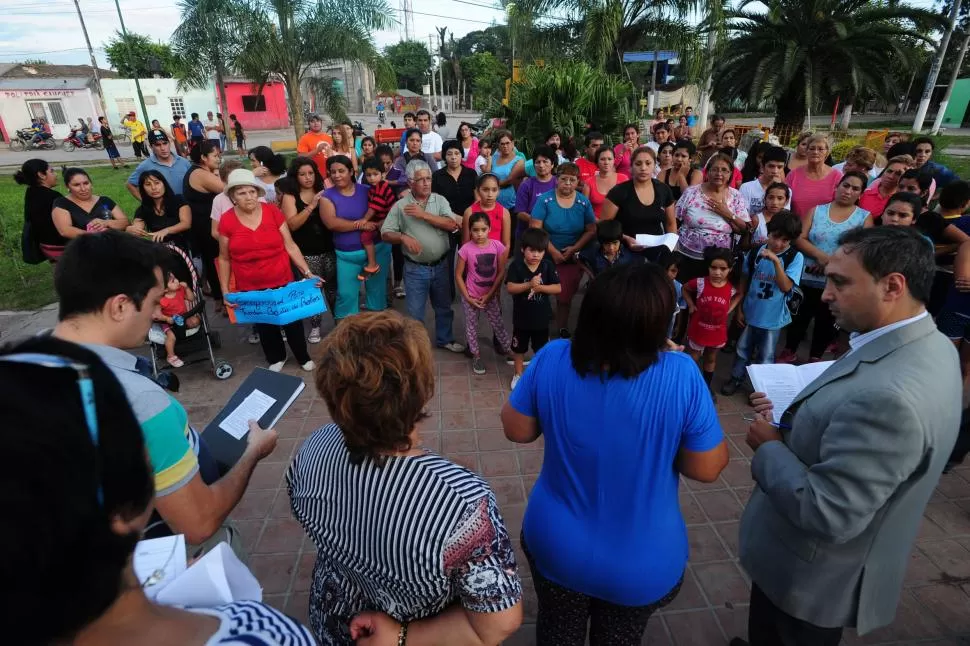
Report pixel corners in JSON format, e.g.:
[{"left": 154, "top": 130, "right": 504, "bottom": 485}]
[{"left": 147, "top": 243, "right": 234, "bottom": 380}]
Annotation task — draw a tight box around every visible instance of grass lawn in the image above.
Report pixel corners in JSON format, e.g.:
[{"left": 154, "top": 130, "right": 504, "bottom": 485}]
[{"left": 0, "top": 164, "right": 141, "bottom": 311}]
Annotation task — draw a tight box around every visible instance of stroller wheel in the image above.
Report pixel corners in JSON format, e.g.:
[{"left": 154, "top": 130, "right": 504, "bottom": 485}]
[{"left": 215, "top": 361, "right": 233, "bottom": 380}]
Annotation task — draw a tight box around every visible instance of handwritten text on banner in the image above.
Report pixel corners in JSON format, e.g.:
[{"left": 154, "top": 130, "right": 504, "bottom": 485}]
[{"left": 225, "top": 279, "right": 326, "bottom": 326}]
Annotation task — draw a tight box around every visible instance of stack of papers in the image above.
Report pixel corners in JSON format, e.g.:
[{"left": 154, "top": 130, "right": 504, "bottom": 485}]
[{"left": 746, "top": 361, "right": 834, "bottom": 423}]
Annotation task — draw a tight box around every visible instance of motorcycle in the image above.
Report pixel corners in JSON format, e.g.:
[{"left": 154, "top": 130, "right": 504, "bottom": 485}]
[
  {"left": 377, "top": 110, "right": 386, "bottom": 126},
  {"left": 8, "top": 128, "right": 56, "bottom": 152},
  {"left": 62, "top": 129, "right": 103, "bottom": 152}
]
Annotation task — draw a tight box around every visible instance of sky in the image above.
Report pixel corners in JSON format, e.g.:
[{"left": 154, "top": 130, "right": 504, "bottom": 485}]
[{"left": 0, "top": 0, "right": 511, "bottom": 68}]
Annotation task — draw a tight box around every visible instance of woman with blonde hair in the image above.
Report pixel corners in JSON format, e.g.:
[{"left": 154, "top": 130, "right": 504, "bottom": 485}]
[
  {"left": 786, "top": 134, "right": 842, "bottom": 218},
  {"left": 288, "top": 310, "right": 523, "bottom": 645},
  {"left": 332, "top": 125, "right": 359, "bottom": 175},
  {"left": 786, "top": 130, "right": 814, "bottom": 172}
]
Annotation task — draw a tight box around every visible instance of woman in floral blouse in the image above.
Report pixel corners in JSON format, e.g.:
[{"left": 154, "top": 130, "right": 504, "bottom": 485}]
[
  {"left": 674, "top": 153, "right": 751, "bottom": 281},
  {"left": 287, "top": 310, "right": 523, "bottom": 646}
]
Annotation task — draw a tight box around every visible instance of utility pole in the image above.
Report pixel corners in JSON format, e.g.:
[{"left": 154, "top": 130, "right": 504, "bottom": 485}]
[
  {"left": 933, "top": 29, "right": 970, "bottom": 134},
  {"left": 72, "top": 0, "right": 109, "bottom": 119},
  {"left": 913, "top": 0, "right": 962, "bottom": 133},
  {"left": 112, "top": 0, "right": 150, "bottom": 124},
  {"left": 697, "top": 28, "right": 717, "bottom": 133},
  {"left": 648, "top": 48, "right": 658, "bottom": 115},
  {"left": 428, "top": 34, "right": 437, "bottom": 109}
]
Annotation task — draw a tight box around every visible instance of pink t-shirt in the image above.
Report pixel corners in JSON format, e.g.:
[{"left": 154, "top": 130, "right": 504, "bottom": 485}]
[
  {"left": 458, "top": 239, "right": 507, "bottom": 299},
  {"left": 787, "top": 166, "right": 843, "bottom": 218}
]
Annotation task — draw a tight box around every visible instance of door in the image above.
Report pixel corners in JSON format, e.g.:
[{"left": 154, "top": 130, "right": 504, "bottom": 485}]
[{"left": 27, "top": 100, "right": 69, "bottom": 138}]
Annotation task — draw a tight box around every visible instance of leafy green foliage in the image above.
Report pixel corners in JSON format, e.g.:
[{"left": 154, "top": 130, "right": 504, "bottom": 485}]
[
  {"left": 713, "top": 0, "right": 945, "bottom": 131},
  {"left": 19, "top": 58, "right": 50, "bottom": 66},
  {"left": 491, "top": 61, "right": 637, "bottom": 155},
  {"left": 105, "top": 32, "right": 179, "bottom": 78},
  {"left": 460, "top": 52, "right": 508, "bottom": 109},
  {"left": 383, "top": 40, "right": 432, "bottom": 91}
]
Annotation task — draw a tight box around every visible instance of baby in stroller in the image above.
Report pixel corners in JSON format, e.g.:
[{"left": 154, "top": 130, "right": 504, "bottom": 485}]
[{"left": 154, "top": 268, "right": 201, "bottom": 367}]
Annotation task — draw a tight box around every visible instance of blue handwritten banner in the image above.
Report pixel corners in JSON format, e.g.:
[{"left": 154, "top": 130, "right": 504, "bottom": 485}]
[{"left": 225, "top": 279, "right": 327, "bottom": 326}]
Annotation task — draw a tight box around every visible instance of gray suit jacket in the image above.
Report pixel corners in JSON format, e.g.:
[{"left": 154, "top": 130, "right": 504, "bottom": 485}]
[{"left": 739, "top": 315, "right": 961, "bottom": 635}]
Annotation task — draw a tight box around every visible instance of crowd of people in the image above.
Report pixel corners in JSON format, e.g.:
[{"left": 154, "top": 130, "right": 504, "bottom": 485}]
[{"left": 9, "top": 105, "right": 970, "bottom": 646}]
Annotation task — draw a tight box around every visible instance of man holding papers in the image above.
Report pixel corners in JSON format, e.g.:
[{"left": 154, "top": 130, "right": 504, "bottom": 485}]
[
  {"left": 731, "top": 227, "right": 961, "bottom": 646},
  {"left": 50, "top": 232, "right": 279, "bottom": 554}
]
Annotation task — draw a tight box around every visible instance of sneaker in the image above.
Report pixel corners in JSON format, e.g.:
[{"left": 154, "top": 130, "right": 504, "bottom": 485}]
[
  {"left": 167, "top": 355, "right": 184, "bottom": 368},
  {"left": 775, "top": 348, "right": 798, "bottom": 364},
  {"left": 307, "top": 327, "right": 322, "bottom": 344},
  {"left": 559, "top": 328, "right": 571, "bottom": 339},
  {"left": 438, "top": 342, "right": 465, "bottom": 353},
  {"left": 268, "top": 360, "right": 286, "bottom": 372},
  {"left": 506, "top": 356, "right": 531, "bottom": 366},
  {"left": 394, "top": 283, "right": 406, "bottom": 298},
  {"left": 720, "top": 377, "right": 743, "bottom": 396},
  {"left": 472, "top": 357, "right": 486, "bottom": 375},
  {"left": 247, "top": 331, "right": 260, "bottom": 344},
  {"left": 510, "top": 374, "right": 521, "bottom": 390},
  {"left": 301, "top": 360, "right": 315, "bottom": 372}
]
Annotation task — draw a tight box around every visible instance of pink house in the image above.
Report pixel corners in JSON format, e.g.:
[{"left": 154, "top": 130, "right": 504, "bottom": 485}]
[{"left": 222, "top": 79, "right": 290, "bottom": 130}]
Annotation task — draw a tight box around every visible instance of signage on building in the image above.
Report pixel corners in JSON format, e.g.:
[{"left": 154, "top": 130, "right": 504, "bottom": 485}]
[{"left": 2, "top": 90, "right": 78, "bottom": 98}]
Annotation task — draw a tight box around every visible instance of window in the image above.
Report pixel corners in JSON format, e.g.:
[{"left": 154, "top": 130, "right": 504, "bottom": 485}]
[
  {"left": 27, "top": 100, "right": 67, "bottom": 125},
  {"left": 241, "top": 95, "right": 267, "bottom": 112},
  {"left": 170, "top": 97, "right": 186, "bottom": 118},
  {"left": 144, "top": 95, "right": 157, "bottom": 106},
  {"left": 115, "top": 97, "right": 136, "bottom": 118}
]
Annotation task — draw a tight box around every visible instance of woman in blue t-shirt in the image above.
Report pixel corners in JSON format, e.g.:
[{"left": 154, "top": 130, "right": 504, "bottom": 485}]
[{"left": 501, "top": 263, "right": 729, "bottom": 646}]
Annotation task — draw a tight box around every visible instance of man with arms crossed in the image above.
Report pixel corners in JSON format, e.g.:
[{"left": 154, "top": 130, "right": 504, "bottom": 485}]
[
  {"left": 51, "top": 231, "right": 279, "bottom": 554},
  {"left": 732, "top": 226, "right": 961, "bottom": 645}
]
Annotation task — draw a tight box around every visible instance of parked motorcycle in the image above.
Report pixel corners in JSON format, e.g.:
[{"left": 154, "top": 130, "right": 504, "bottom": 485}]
[
  {"left": 8, "top": 128, "right": 56, "bottom": 152},
  {"left": 62, "top": 129, "right": 103, "bottom": 152}
]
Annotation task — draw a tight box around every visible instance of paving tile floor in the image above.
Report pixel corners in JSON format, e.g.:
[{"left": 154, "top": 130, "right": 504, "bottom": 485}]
[{"left": 137, "top": 292, "right": 970, "bottom": 646}]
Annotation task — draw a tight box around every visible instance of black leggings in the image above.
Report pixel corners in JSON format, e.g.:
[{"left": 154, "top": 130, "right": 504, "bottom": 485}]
[
  {"left": 191, "top": 227, "right": 222, "bottom": 301},
  {"left": 784, "top": 285, "right": 836, "bottom": 358},
  {"left": 255, "top": 320, "right": 310, "bottom": 365},
  {"left": 522, "top": 533, "right": 681, "bottom": 646}
]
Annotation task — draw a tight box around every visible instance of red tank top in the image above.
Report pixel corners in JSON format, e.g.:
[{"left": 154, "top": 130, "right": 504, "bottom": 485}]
[{"left": 471, "top": 202, "right": 505, "bottom": 242}]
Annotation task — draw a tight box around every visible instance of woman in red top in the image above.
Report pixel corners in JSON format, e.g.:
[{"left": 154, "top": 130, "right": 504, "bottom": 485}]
[
  {"left": 217, "top": 169, "right": 321, "bottom": 372},
  {"left": 681, "top": 247, "right": 741, "bottom": 398},
  {"left": 858, "top": 155, "right": 911, "bottom": 220},
  {"left": 583, "top": 145, "right": 629, "bottom": 218}
]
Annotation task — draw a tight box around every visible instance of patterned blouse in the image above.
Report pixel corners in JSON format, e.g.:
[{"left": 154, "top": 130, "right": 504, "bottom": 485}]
[
  {"left": 674, "top": 184, "right": 750, "bottom": 258},
  {"left": 287, "top": 424, "right": 522, "bottom": 645}
]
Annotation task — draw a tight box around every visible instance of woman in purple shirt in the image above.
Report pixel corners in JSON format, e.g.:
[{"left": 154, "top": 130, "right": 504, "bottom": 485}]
[
  {"left": 515, "top": 146, "right": 559, "bottom": 235},
  {"left": 319, "top": 155, "right": 389, "bottom": 320}
]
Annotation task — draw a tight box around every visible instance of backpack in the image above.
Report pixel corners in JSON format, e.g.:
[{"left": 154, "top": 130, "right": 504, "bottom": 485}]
[{"left": 746, "top": 244, "right": 804, "bottom": 316}]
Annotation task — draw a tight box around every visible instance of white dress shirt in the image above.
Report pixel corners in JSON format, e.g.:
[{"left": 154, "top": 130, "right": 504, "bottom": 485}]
[{"left": 847, "top": 310, "right": 929, "bottom": 354}]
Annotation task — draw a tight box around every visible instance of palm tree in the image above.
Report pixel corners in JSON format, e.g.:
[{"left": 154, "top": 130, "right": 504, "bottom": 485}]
[
  {"left": 235, "top": 0, "right": 396, "bottom": 140},
  {"left": 713, "top": 0, "right": 943, "bottom": 134}
]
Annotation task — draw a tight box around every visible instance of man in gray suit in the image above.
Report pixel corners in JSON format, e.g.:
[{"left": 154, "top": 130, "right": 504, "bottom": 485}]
[{"left": 732, "top": 226, "right": 962, "bottom": 646}]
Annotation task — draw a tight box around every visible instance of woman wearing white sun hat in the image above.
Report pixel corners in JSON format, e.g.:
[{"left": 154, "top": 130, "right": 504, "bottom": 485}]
[{"left": 217, "top": 168, "right": 321, "bottom": 372}]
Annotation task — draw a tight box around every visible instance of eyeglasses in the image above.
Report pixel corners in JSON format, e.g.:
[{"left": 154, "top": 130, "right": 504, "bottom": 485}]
[{"left": 0, "top": 353, "right": 102, "bottom": 504}]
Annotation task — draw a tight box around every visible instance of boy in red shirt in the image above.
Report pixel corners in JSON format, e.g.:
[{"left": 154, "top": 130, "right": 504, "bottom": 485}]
[
  {"left": 683, "top": 246, "right": 741, "bottom": 398},
  {"left": 357, "top": 157, "right": 397, "bottom": 280}
]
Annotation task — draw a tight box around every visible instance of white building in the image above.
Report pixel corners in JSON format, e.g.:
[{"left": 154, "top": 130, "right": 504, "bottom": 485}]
[{"left": 100, "top": 78, "right": 219, "bottom": 128}]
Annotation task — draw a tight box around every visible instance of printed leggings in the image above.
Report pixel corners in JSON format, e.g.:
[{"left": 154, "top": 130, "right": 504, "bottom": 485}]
[
  {"left": 461, "top": 297, "right": 511, "bottom": 357},
  {"left": 302, "top": 252, "right": 337, "bottom": 328}
]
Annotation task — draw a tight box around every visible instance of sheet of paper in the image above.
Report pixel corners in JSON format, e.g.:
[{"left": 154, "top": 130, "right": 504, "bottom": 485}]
[
  {"left": 796, "top": 360, "right": 834, "bottom": 389},
  {"left": 155, "top": 542, "right": 263, "bottom": 607},
  {"left": 218, "top": 389, "right": 276, "bottom": 440},
  {"left": 134, "top": 534, "right": 187, "bottom": 599},
  {"left": 746, "top": 364, "right": 804, "bottom": 424},
  {"left": 634, "top": 233, "right": 679, "bottom": 251}
]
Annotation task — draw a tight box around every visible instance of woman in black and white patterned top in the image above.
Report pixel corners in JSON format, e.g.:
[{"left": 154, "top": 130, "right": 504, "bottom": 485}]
[
  {"left": 1, "top": 335, "right": 316, "bottom": 646},
  {"left": 287, "top": 310, "right": 523, "bottom": 645}
]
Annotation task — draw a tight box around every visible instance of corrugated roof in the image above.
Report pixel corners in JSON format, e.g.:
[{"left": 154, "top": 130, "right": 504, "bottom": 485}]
[
  {"left": 0, "top": 63, "right": 117, "bottom": 79},
  {"left": 0, "top": 77, "right": 95, "bottom": 90}
]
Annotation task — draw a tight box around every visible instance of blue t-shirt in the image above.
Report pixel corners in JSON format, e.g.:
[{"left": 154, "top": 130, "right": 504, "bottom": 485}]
[
  {"left": 742, "top": 246, "right": 804, "bottom": 330},
  {"left": 530, "top": 192, "right": 595, "bottom": 251},
  {"left": 127, "top": 154, "right": 193, "bottom": 195},
  {"left": 509, "top": 340, "right": 723, "bottom": 606},
  {"left": 187, "top": 119, "right": 206, "bottom": 138},
  {"left": 686, "top": 115, "right": 698, "bottom": 127}
]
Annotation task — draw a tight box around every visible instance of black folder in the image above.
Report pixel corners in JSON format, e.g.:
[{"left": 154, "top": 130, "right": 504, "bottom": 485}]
[{"left": 202, "top": 368, "right": 306, "bottom": 470}]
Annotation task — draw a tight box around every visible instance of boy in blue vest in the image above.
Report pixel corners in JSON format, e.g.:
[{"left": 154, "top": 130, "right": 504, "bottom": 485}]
[{"left": 721, "top": 210, "right": 804, "bottom": 396}]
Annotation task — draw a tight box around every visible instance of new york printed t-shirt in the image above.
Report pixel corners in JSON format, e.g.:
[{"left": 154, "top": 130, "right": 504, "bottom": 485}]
[
  {"left": 509, "top": 340, "right": 723, "bottom": 605},
  {"left": 505, "top": 257, "right": 560, "bottom": 330},
  {"left": 686, "top": 278, "right": 737, "bottom": 348},
  {"left": 458, "top": 239, "right": 507, "bottom": 299},
  {"left": 742, "top": 246, "right": 804, "bottom": 330}
]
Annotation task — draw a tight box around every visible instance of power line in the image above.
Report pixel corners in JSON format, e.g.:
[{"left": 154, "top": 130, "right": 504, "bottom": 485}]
[
  {"left": 404, "top": 8, "right": 501, "bottom": 24},
  {"left": 0, "top": 47, "right": 106, "bottom": 56},
  {"left": 445, "top": 0, "right": 572, "bottom": 23}
]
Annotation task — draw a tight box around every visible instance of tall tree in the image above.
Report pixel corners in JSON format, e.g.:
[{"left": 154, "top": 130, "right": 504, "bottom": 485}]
[
  {"left": 384, "top": 40, "right": 432, "bottom": 91},
  {"left": 713, "top": 0, "right": 943, "bottom": 133},
  {"left": 461, "top": 52, "right": 507, "bottom": 108},
  {"left": 105, "top": 32, "right": 179, "bottom": 78},
  {"left": 235, "top": 0, "right": 395, "bottom": 140}
]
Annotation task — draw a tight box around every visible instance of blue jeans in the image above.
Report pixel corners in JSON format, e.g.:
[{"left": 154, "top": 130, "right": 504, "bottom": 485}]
[
  {"left": 730, "top": 325, "right": 780, "bottom": 380},
  {"left": 404, "top": 259, "right": 455, "bottom": 347}
]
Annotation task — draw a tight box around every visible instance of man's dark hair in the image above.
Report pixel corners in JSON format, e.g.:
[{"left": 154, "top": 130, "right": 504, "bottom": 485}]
[
  {"left": 939, "top": 180, "right": 970, "bottom": 211},
  {"left": 55, "top": 231, "right": 163, "bottom": 320},
  {"left": 900, "top": 169, "right": 932, "bottom": 195},
  {"left": 571, "top": 263, "right": 673, "bottom": 379},
  {"left": 596, "top": 219, "right": 623, "bottom": 244},
  {"left": 703, "top": 246, "right": 734, "bottom": 266},
  {"left": 584, "top": 131, "right": 604, "bottom": 147},
  {"left": 836, "top": 226, "right": 936, "bottom": 304},
  {"left": 767, "top": 209, "right": 802, "bottom": 240},
  {"left": 375, "top": 144, "right": 394, "bottom": 159},
  {"left": 762, "top": 146, "right": 788, "bottom": 166},
  {"left": 1, "top": 335, "right": 154, "bottom": 643},
  {"left": 403, "top": 111, "right": 416, "bottom": 120},
  {"left": 912, "top": 136, "right": 935, "bottom": 151},
  {"left": 190, "top": 112, "right": 199, "bottom": 120},
  {"left": 886, "top": 192, "right": 923, "bottom": 217},
  {"left": 765, "top": 181, "right": 791, "bottom": 199},
  {"left": 711, "top": 113, "right": 724, "bottom": 123},
  {"left": 415, "top": 109, "right": 431, "bottom": 119},
  {"left": 674, "top": 140, "right": 696, "bottom": 156},
  {"left": 685, "top": 106, "right": 693, "bottom": 111},
  {"left": 519, "top": 227, "right": 549, "bottom": 252},
  {"left": 362, "top": 157, "right": 385, "bottom": 176},
  {"left": 886, "top": 141, "right": 916, "bottom": 160}
]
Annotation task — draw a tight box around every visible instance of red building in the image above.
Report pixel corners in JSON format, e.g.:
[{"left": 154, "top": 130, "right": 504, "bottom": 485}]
[{"left": 222, "top": 78, "right": 290, "bottom": 130}]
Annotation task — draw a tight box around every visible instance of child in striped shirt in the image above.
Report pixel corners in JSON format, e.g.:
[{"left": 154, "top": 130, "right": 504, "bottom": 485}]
[{"left": 358, "top": 157, "right": 397, "bottom": 280}]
